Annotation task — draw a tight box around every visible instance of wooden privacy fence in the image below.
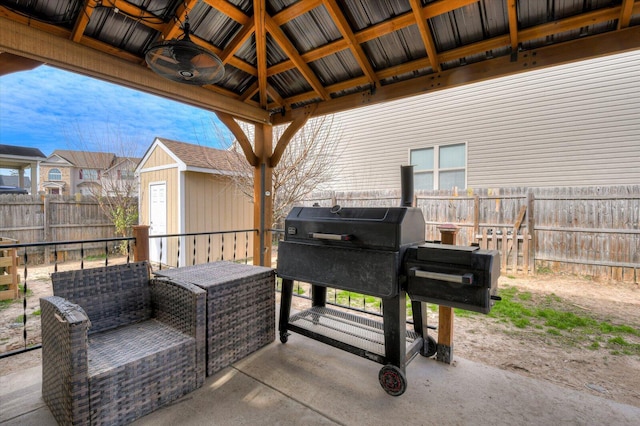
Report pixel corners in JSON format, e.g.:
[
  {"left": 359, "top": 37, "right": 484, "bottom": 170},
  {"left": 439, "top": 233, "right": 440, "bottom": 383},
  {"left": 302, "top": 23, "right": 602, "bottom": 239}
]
[
  {"left": 0, "top": 194, "right": 122, "bottom": 263},
  {"left": 305, "top": 186, "right": 640, "bottom": 282}
]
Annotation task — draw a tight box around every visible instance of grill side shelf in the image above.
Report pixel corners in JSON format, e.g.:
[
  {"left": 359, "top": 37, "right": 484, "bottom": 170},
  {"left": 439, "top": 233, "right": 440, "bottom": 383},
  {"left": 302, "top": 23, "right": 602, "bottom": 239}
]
[{"left": 287, "top": 307, "right": 419, "bottom": 363}]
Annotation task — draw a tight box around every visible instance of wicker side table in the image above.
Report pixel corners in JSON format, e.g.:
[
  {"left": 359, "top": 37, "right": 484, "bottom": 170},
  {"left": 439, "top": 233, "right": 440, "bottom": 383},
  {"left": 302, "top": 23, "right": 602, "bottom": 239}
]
[{"left": 155, "top": 261, "right": 275, "bottom": 376}]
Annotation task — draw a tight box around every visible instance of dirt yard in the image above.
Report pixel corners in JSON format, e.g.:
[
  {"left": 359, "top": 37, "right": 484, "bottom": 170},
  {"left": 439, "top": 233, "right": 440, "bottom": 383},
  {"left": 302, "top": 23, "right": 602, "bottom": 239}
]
[{"left": 1, "top": 260, "right": 639, "bottom": 408}]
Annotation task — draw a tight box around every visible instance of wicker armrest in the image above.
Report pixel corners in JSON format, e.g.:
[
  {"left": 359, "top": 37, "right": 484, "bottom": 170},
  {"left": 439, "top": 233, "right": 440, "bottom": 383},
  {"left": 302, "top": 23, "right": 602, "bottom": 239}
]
[
  {"left": 40, "top": 296, "right": 91, "bottom": 425},
  {"left": 150, "top": 278, "right": 206, "bottom": 385}
]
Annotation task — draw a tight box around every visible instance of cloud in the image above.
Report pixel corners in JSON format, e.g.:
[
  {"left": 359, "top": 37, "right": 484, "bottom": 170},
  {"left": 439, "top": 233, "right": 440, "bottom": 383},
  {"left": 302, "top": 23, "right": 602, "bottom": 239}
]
[{"left": 0, "top": 66, "right": 233, "bottom": 156}]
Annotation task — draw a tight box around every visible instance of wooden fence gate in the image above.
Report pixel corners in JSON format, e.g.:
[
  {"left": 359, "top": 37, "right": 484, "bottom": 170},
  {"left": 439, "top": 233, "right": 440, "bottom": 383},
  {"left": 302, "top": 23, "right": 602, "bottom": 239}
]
[{"left": 0, "top": 237, "right": 20, "bottom": 300}]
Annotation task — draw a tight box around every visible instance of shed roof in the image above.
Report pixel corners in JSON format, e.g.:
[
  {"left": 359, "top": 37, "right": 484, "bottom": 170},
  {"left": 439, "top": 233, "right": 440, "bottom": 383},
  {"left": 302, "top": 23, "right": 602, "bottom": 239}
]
[{"left": 153, "top": 137, "right": 246, "bottom": 173}]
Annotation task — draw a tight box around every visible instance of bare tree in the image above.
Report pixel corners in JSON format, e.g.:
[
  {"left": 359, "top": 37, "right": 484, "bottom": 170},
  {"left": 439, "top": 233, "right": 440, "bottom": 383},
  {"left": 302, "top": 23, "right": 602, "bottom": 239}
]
[
  {"left": 63, "top": 122, "right": 142, "bottom": 252},
  {"left": 225, "top": 115, "right": 343, "bottom": 228}
]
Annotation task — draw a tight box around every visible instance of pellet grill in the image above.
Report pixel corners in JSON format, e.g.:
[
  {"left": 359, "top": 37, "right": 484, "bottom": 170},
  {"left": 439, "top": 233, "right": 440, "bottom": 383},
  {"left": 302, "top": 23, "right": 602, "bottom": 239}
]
[{"left": 277, "top": 169, "right": 501, "bottom": 396}]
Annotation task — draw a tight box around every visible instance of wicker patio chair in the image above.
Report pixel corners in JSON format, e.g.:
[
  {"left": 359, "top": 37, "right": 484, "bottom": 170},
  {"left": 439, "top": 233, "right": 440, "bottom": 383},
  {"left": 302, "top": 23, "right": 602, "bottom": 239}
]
[{"left": 41, "top": 261, "right": 206, "bottom": 425}]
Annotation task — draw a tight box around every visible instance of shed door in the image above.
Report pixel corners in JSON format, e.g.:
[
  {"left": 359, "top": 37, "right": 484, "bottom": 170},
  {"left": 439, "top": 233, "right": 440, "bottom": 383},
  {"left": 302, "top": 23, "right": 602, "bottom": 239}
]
[{"left": 149, "top": 182, "right": 167, "bottom": 265}]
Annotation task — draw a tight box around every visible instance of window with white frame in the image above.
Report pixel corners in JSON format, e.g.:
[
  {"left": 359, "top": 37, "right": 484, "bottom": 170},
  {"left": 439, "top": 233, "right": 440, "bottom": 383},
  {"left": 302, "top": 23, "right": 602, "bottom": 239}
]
[
  {"left": 410, "top": 143, "right": 466, "bottom": 190},
  {"left": 80, "top": 169, "right": 99, "bottom": 180},
  {"left": 48, "top": 168, "right": 62, "bottom": 181},
  {"left": 118, "top": 169, "right": 135, "bottom": 180}
]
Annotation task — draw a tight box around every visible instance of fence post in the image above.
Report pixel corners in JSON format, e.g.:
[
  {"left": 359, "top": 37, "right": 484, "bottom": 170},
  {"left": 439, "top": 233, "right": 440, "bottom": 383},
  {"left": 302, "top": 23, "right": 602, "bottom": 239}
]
[
  {"left": 527, "top": 192, "right": 535, "bottom": 274},
  {"left": 43, "top": 195, "right": 51, "bottom": 263},
  {"left": 133, "top": 225, "right": 150, "bottom": 262},
  {"left": 436, "top": 224, "right": 459, "bottom": 364}
]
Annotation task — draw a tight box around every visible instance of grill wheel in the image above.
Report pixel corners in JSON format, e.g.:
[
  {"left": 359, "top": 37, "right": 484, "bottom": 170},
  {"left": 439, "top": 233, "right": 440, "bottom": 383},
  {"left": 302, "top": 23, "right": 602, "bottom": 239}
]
[{"left": 378, "top": 364, "right": 407, "bottom": 396}]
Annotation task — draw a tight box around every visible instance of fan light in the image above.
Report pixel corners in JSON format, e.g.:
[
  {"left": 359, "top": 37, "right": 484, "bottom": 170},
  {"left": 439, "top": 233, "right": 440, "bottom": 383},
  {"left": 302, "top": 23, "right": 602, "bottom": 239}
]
[{"left": 145, "top": 19, "right": 224, "bottom": 86}]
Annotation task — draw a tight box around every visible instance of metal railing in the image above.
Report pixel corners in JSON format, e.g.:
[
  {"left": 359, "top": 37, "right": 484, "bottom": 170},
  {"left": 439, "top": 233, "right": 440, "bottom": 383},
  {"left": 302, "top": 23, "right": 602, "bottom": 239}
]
[
  {"left": 1, "top": 228, "right": 424, "bottom": 359},
  {"left": 0, "top": 236, "right": 135, "bottom": 358}
]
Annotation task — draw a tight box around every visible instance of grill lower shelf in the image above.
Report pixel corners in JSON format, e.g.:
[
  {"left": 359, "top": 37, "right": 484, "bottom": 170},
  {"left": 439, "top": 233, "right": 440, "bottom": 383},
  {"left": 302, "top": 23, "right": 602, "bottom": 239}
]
[{"left": 288, "top": 306, "right": 419, "bottom": 358}]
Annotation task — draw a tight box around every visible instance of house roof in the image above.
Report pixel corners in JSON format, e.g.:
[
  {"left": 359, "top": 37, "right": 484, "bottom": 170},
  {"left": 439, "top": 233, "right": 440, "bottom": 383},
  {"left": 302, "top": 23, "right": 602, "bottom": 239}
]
[
  {"left": 1, "top": 1, "right": 638, "bottom": 126},
  {"left": 0, "top": 144, "right": 47, "bottom": 169},
  {"left": 0, "top": 144, "right": 46, "bottom": 159},
  {"left": 155, "top": 138, "right": 246, "bottom": 173},
  {"left": 49, "top": 150, "right": 116, "bottom": 170}
]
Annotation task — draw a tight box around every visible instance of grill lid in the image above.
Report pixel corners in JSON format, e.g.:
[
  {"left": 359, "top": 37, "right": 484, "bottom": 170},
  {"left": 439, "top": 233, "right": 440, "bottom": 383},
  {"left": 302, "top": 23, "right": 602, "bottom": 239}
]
[{"left": 284, "top": 205, "right": 425, "bottom": 251}]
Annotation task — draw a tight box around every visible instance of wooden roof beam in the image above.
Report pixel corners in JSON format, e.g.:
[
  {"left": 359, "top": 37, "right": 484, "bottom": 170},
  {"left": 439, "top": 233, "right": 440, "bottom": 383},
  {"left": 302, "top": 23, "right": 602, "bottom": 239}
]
[
  {"left": 276, "top": 4, "right": 628, "bottom": 102},
  {"left": 518, "top": 7, "right": 620, "bottom": 40},
  {"left": 270, "top": 104, "right": 317, "bottom": 168},
  {"left": 356, "top": 0, "right": 478, "bottom": 44},
  {"left": 265, "top": 14, "right": 330, "bottom": 100},
  {"left": 0, "top": 16, "right": 270, "bottom": 124},
  {"left": 71, "top": 0, "right": 98, "bottom": 42},
  {"left": 618, "top": 0, "right": 635, "bottom": 29},
  {"left": 409, "top": 0, "right": 440, "bottom": 72},
  {"left": 267, "top": 84, "right": 285, "bottom": 107},
  {"left": 506, "top": 0, "right": 518, "bottom": 52},
  {"left": 255, "top": 0, "right": 268, "bottom": 108},
  {"left": 202, "top": 0, "right": 251, "bottom": 26},
  {"left": 215, "top": 112, "right": 259, "bottom": 166},
  {"left": 273, "top": 25, "right": 640, "bottom": 125},
  {"left": 323, "top": 0, "right": 380, "bottom": 86},
  {"left": 104, "top": 0, "right": 164, "bottom": 32},
  {"left": 160, "top": 0, "right": 199, "bottom": 41},
  {"left": 267, "top": 0, "right": 477, "bottom": 77},
  {"left": 240, "top": 81, "right": 259, "bottom": 102},
  {"left": 219, "top": 21, "right": 255, "bottom": 64},
  {"left": 272, "top": 0, "right": 323, "bottom": 25}
]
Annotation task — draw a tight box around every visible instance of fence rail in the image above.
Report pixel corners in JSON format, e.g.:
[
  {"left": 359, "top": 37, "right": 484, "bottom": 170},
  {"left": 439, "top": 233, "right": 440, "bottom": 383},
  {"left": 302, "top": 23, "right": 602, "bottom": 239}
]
[
  {"left": 306, "top": 185, "right": 640, "bottom": 282},
  {"left": 0, "top": 194, "right": 120, "bottom": 264}
]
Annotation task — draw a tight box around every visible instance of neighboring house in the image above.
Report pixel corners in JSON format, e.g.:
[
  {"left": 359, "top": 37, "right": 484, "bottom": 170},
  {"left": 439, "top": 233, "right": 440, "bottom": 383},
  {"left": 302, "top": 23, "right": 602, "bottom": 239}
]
[
  {"left": 102, "top": 157, "right": 140, "bottom": 197},
  {"left": 323, "top": 49, "right": 640, "bottom": 192},
  {"left": 136, "top": 137, "right": 253, "bottom": 267},
  {"left": 39, "top": 150, "right": 140, "bottom": 196},
  {"left": 0, "top": 144, "right": 46, "bottom": 194}
]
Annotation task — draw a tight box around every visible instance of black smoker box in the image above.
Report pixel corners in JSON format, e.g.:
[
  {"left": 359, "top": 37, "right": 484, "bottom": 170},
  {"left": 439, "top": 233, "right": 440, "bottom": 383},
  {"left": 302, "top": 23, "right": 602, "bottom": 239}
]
[
  {"left": 277, "top": 205, "right": 426, "bottom": 298},
  {"left": 405, "top": 243, "right": 500, "bottom": 314}
]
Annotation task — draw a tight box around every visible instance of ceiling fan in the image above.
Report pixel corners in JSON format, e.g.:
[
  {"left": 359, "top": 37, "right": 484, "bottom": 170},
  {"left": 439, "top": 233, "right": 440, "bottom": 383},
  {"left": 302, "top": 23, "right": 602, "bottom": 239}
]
[{"left": 145, "top": 17, "right": 224, "bottom": 86}]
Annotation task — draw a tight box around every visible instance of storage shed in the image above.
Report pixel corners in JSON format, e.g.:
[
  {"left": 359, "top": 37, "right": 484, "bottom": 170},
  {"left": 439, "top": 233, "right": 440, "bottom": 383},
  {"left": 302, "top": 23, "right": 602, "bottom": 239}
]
[{"left": 136, "top": 138, "right": 253, "bottom": 267}]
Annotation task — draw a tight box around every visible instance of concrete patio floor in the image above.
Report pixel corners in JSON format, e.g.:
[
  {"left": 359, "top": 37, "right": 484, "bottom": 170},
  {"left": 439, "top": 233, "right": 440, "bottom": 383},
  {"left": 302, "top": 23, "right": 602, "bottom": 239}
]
[{"left": 2, "top": 330, "right": 640, "bottom": 426}]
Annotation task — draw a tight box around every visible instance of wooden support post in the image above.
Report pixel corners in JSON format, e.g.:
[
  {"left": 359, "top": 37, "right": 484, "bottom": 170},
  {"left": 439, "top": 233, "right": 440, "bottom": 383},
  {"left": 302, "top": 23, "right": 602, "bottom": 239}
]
[
  {"left": 133, "top": 225, "right": 150, "bottom": 262},
  {"left": 253, "top": 123, "right": 273, "bottom": 267},
  {"left": 437, "top": 224, "right": 459, "bottom": 364}
]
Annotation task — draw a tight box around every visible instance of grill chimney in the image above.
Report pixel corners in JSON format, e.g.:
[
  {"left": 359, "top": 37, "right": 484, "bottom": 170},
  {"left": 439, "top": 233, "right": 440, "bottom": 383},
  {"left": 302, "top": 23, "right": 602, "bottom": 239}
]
[{"left": 400, "top": 165, "right": 414, "bottom": 207}]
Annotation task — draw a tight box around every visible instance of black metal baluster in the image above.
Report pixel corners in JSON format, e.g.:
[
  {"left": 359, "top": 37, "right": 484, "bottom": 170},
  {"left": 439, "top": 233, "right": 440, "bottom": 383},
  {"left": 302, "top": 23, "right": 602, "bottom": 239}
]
[
  {"left": 221, "top": 234, "right": 224, "bottom": 261},
  {"left": 193, "top": 235, "right": 196, "bottom": 265},
  {"left": 159, "top": 238, "right": 163, "bottom": 270},
  {"left": 80, "top": 243, "right": 84, "bottom": 269},
  {"left": 105, "top": 241, "right": 109, "bottom": 266},
  {"left": 245, "top": 231, "right": 249, "bottom": 264},
  {"left": 233, "top": 233, "right": 237, "bottom": 262},
  {"left": 126, "top": 240, "right": 130, "bottom": 264},
  {"left": 54, "top": 244, "right": 58, "bottom": 273},
  {"left": 22, "top": 249, "right": 28, "bottom": 348},
  {"left": 207, "top": 234, "right": 211, "bottom": 263},
  {"left": 176, "top": 238, "right": 180, "bottom": 268}
]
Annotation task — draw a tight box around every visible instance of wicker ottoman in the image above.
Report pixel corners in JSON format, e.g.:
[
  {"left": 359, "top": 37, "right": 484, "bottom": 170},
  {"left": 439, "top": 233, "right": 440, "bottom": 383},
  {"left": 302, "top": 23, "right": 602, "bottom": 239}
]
[{"left": 155, "top": 261, "right": 275, "bottom": 376}]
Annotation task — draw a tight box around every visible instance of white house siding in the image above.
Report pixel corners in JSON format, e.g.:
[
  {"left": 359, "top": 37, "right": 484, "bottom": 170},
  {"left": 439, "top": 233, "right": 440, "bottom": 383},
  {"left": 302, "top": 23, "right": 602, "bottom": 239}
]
[{"left": 326, "top": 50, "right": 640, "bottom": 192}]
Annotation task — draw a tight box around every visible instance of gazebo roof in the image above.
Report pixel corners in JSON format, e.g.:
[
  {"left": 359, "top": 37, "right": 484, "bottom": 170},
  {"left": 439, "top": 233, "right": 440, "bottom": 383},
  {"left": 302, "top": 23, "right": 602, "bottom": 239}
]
[{"left": 1, "top": 1, "right": 639, "bottom": 125}]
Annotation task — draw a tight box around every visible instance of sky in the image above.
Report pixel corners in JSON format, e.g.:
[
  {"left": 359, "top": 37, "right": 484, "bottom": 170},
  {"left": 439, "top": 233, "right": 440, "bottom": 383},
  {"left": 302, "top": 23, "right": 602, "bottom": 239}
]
[{"left": 0, "top": 65, "right": 233, "bottom": 160}]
